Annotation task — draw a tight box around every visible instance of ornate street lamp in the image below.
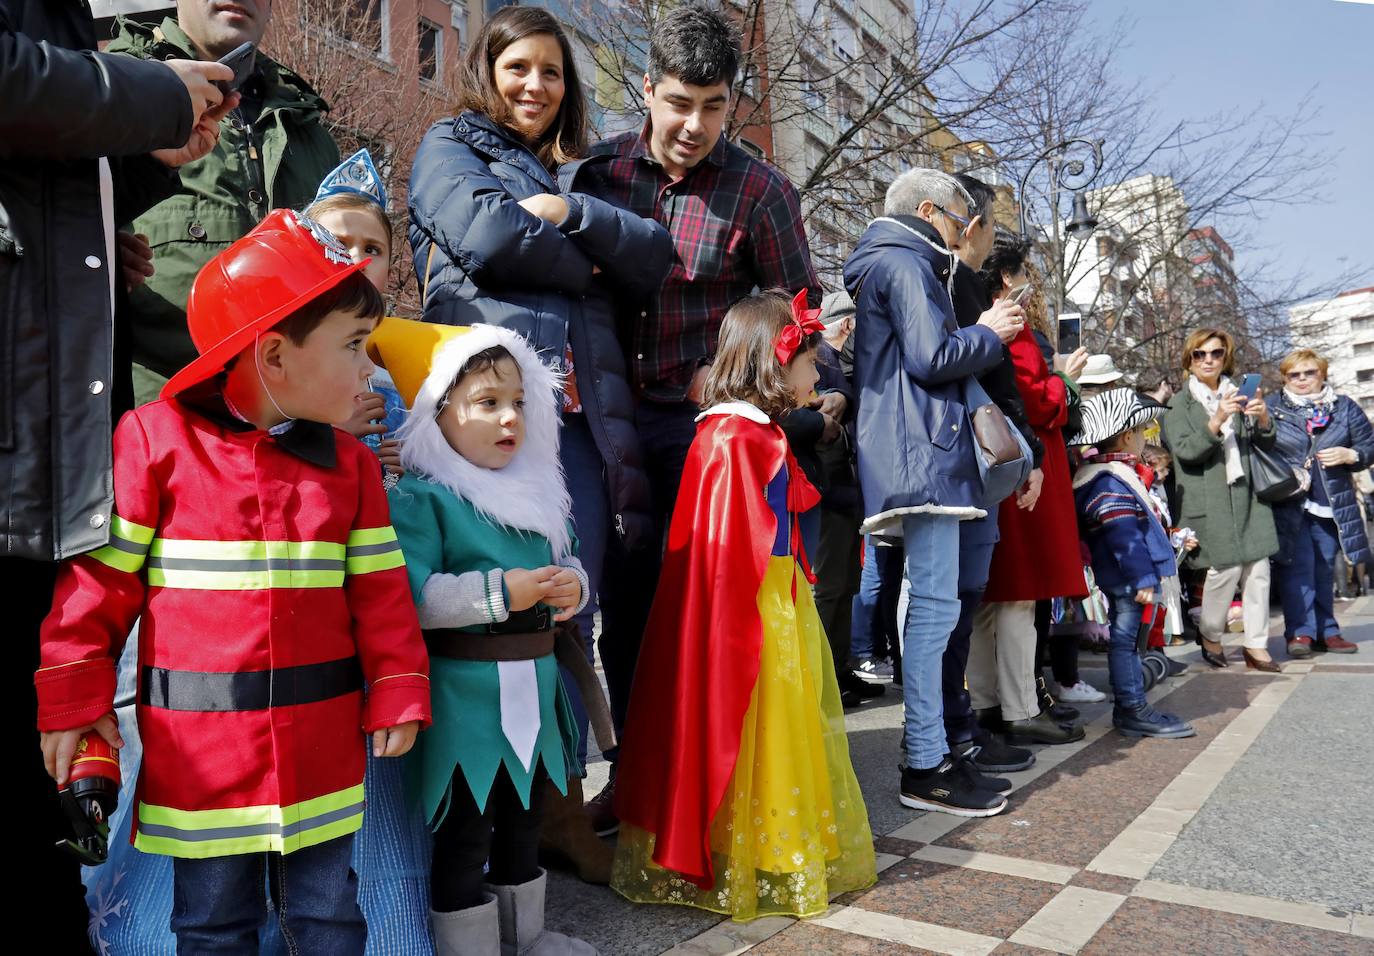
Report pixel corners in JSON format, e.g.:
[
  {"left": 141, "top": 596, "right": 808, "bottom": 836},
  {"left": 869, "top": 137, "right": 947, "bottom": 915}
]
[{"left": 1017, "top": 137, "right": 1105, "bottom": 242}]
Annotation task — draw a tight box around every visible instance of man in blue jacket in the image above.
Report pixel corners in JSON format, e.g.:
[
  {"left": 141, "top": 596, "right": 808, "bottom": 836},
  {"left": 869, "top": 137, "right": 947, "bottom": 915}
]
[{"left": 843, "top": 167, "right": 1023, "bottom": 817}]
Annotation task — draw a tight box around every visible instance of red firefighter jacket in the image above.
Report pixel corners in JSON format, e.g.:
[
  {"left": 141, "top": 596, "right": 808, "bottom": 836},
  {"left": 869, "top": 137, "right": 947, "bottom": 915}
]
[{"left": 35, "top": 391, "right": 431, "bottom": 858}]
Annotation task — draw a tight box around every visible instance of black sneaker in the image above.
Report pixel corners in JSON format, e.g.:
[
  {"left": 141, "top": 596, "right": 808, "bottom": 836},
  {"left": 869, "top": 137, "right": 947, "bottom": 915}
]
[
  {"left": 841, "top": 669, "right": 886, "bottom": 700},
  {"left": 1113, "top": 703, "right": 1196, "bottom": 739},
  {"left": 950, "top": 746, "right": 1012, "bottom": 793},
  {"left": 956, "top": 732, "right": 1035, "bottom": 773},
  {"left": 898, "top": 759, "right": 1007, "bottom": 817},
  {"left": 841, "top": 688, "right": 863, "bottom": 709}
]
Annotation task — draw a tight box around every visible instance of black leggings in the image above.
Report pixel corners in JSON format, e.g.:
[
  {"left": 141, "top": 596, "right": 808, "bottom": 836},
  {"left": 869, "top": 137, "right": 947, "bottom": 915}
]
[
  {"left": 1035, "top": 599, "right": 1080, "bottom": 687},
  {"left": 431, "top": 764, "right": 547, "bottom": 912}
]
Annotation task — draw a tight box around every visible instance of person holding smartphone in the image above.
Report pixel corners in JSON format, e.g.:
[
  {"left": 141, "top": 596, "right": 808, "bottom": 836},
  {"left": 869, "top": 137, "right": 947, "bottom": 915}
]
[{"left": 1161, "top": 328, "right": 1280, "bottom": 671}]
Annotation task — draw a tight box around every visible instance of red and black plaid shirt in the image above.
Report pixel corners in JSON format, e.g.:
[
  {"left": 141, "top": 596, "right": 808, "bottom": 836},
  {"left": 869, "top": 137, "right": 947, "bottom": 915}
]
[{"left": 589, "top": 125, "right": 821, "bottom": 402}]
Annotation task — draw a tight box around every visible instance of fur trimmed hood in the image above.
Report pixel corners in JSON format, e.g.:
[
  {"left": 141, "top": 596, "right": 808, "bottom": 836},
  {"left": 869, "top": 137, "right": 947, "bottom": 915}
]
[{"left": 396, "top": 324, "right": 572, "bottom": 559}]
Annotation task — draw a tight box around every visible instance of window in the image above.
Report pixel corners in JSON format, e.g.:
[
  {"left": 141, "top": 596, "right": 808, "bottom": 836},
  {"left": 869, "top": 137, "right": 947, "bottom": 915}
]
[
  {"left": 346, "top": 0, "right": 388, "bottom": 56},
  {"left": 1354, "top": 315, "right": 1374, "bottom": 333},
  {"left": 739, "top": 138, "right": 765, "bottom": 160},
  {"left": 831, "top": 11, "right": 857, "bottom": 61},
  {"left": 450, "top": 0, "right": 468, "bottom": 54},
  {"left": 1355, "top": 342, "right": 1374, "bottom": 357},
  {"left": 1358, "top": 369, "right": 1374, "bottom": 383},
  {"left": 418, "top": 18, "right": 442, "bottom": 83}
]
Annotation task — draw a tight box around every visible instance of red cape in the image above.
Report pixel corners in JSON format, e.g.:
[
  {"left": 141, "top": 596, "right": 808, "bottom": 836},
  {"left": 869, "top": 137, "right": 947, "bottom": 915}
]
[{"left": 614, "top": 410, "right": 819, "bottom": 888}]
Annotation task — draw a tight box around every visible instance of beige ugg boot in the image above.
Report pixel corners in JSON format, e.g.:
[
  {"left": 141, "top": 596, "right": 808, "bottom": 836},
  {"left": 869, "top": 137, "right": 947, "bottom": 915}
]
[
  {"left": 487, "top": 869, "right": 597, "bottom": 955},
  {"left": 431, "top": 893, "right": 500, "bottom": 956}
]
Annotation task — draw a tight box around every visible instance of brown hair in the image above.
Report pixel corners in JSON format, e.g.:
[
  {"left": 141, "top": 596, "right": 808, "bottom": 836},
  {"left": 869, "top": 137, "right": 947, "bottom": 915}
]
[
  {"left": 702, "top": 291, "right": 818, "bottom": 420},
  {"left": 453, "top": 6, "right": 588, "bottom": 169},
  {"left": 275, "top": 271, "right": 385, "bottom": 345},
  {"left": 1142, "top": 443, "right": 1171, "bottom": 466},
  {"left": 1180, "top": 327, "right": 1236, "bottom": 377},
  {"left": 436, "top": 345, "right": 518, "bottom": 417},
  {"left": 1279, "top": 348, "right": 1329, "bottom": 379},
  {"left": 304, "top": 193, "right": 393, "bottom": 249}
]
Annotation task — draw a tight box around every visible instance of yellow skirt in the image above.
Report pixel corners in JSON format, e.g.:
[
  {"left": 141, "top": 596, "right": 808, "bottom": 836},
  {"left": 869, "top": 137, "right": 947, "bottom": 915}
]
[{"left": 612, "top": 556, "right": 876, "bottom": 920}]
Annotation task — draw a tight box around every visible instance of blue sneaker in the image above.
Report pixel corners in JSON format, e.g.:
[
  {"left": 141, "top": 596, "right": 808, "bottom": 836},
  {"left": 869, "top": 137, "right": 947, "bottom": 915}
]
[{"left": 1114, "top": 704, "right": 1196, "bottom": 739}]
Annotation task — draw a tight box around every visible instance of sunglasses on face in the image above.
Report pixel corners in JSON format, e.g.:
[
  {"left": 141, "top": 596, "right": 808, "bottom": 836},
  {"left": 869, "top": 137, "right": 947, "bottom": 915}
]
[
  {"left": 1286, "top": 369, "right": 1321, "bottom": 381},
  {"left": 1191, "top": 348, "right": 1226, "bottom": 362}
]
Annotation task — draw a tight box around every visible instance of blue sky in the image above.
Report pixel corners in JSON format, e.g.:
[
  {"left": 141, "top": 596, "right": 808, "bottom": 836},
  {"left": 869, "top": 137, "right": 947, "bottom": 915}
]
[{"left": 1077, "top": 0, "right": 1373, "bottom": 301}]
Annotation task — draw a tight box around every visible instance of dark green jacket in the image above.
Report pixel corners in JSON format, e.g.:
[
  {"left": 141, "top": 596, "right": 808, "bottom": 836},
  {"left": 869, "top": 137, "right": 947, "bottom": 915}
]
[
  {"left": 1161, "top": 386, "right": 1279, "bottom": 569},
  {"left": 109, "top": 17, "right": 339, "bottom": 384}
]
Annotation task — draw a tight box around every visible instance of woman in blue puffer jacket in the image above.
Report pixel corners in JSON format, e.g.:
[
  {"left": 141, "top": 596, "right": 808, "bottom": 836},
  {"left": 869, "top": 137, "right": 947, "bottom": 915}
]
[
  {"left": 407, "top": 5, "right": 672, "bottom": 883},
  {"left": 1266, "top": 348, "right": 1374, "bottom": 658}
]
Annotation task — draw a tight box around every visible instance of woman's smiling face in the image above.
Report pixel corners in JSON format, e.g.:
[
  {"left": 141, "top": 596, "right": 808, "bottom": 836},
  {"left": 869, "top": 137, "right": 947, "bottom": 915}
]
[{"left": 493, "top": 34, "right": 565, "bottom": 141}]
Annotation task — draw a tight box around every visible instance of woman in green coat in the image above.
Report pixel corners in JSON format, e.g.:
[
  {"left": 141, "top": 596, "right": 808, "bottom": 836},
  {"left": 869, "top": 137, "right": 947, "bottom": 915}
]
[{"left": 1161, "top": 328, "right": 1282, "bottom": 671}]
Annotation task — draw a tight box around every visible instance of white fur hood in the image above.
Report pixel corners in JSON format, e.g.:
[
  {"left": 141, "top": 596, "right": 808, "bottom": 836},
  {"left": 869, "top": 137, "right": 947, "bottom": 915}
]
[{"left": 396, "top": 324, "right": 572, "bottom": 559}]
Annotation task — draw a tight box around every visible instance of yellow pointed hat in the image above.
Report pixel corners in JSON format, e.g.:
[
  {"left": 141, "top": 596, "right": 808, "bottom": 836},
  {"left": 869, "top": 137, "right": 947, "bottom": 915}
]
[{"left": 366, "top": 316, "right": 471, "bottom": 407}]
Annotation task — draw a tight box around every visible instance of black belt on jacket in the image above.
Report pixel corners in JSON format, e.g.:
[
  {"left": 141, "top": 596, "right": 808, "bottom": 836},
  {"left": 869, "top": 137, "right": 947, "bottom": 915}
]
[
  {"left": 424, "top": 622, "right": 617, "bottom": 753},
  {"left": 140, "top": 657, "right": 363, "bottom": 712}
]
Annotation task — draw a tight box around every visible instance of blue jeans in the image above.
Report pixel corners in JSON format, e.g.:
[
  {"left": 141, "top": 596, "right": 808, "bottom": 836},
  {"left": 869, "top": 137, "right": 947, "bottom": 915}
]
[
  {"left": 942, "top": 512, "right": 999, "bottom": 746},
  {"left": 850, "top": 537, "right": 904, "bottom": 661},
  {"left": 1106, "top": 589, "right": 1153, "bottom": 711},
  {"left": 559, "top": 413, "right": 611, "bottom": 767},
  {"left": 1278, "top": 511, "right": 1342, "bottom": 642},
  {"left": 170, "top": 835, "right": 365, "bottom": 955},
  {"left": 900, "top": 513, "right": 963, "bottom": 770}
]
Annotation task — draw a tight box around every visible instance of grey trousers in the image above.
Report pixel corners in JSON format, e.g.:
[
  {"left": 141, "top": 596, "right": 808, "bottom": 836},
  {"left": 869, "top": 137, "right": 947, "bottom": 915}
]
[{"left": 1199, "top": 558, "right": 1272, "bottom": 650}]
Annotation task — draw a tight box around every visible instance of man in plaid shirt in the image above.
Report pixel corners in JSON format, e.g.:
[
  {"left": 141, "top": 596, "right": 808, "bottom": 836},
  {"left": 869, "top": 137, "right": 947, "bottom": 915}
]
[{"left": 579, "top": 2, "right": 821, "bottom": 835}]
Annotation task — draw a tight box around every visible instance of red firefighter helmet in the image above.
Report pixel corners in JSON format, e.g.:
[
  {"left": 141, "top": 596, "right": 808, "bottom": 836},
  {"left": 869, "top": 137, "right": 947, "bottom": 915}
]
[{"left": 161, "top": 209, "right": 371, "bottom": 398}]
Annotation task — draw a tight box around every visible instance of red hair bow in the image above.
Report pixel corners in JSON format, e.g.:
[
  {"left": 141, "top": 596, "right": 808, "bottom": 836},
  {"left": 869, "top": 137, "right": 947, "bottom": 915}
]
[{"left": 774, "top": 289, "right": 824, "bottom": 365}]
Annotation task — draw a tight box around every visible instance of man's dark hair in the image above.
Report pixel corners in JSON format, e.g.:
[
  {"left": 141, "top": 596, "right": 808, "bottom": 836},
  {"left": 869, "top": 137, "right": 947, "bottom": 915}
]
[
  {"left": 955, "top": 174, "right": 996, "bottom": 224},
  {"left": 276, "top": 272, "right": 385, "bottom": 345},
  {"left": 649, "top": 2, "right": 741, "bottom": 88}
]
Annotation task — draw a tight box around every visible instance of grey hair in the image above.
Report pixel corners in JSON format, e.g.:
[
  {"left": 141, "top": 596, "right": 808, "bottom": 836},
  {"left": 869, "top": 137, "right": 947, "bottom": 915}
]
[{"left": 884, "top": 167, "right": 973, "bottom": 218}]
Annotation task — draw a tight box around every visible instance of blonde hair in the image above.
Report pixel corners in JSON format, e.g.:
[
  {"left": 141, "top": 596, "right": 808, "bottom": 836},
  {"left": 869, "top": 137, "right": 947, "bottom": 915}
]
[
  {"left": 1279, "top": 348, "right": 1329, "bottom": 379},
  {"left": 303, "top": 193, "right": 393, "bottom": 256},
  {"left": 1181, "top": 327, "right": 1236, "bottom": 377},
  {"left": 703, "top": 291, "right": 817, "bottom": 420}
]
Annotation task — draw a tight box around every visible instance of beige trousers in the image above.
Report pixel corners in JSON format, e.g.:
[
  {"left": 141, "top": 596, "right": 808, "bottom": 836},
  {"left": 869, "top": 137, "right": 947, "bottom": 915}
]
[
  {"left": 1199, "top": 559, "right": 1272, "bottom": 650},
  {"left": 967, "top": 600, "right": 1039, "bottom": 722}
]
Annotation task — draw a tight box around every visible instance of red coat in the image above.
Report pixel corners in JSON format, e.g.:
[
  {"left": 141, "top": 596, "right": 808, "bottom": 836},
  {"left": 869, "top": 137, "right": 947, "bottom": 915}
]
[
  {"left": 35, "top": 395, "right": 431, "bottom": 858},
  {"left": 614, "top": 409, "right": 818, "bottom": 888},
  {"left": 983, "top": 327, "right": 1087, "bottom": 602}
]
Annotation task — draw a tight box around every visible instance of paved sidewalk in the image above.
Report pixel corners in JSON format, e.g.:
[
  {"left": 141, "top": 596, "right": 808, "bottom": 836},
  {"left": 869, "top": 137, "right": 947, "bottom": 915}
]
[{"left": 546, "top": 600, "right": 1374, "bottom": 955}]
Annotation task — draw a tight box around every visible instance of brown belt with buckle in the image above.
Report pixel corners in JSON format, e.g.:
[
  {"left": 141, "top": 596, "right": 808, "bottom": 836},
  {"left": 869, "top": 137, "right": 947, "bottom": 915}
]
[{"left": 423, "top": 622, "right": 616, "bottom": 752}]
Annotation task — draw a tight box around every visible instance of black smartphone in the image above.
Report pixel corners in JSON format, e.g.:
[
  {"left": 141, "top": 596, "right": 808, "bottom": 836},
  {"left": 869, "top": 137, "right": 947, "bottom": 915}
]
[
  {"left": 1237, "top": 373, "right": 1261, "bottom": 400},
  {"left": 215, "top": 41, "right": 257, "bottom": 95},
  {"left": 1057, "top": 315, "right": 1082, "bottom": 354}
]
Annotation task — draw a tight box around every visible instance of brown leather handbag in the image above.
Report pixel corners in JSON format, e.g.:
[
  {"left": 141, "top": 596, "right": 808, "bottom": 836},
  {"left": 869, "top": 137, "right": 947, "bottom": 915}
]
[{"left": 972, "top": 401, "right": 1022, "bottom": 465}]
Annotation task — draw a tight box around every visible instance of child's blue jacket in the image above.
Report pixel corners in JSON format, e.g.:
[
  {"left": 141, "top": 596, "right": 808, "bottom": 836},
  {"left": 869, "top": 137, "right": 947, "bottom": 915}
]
[{"left": 1073, "top": 462, "right": 1177, "bottom": 592}]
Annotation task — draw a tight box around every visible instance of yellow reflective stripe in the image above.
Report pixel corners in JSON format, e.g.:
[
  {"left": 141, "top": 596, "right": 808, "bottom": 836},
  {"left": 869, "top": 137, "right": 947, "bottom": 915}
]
[
  {"left": 144, "top": 539, "right": 348, "bottom": 590},
  {"left": 346, "top": 526, "right": 404, "bottom": 575},
  {"left": 135, "top": 784, "right": 365, "bottom": 856},
  {"left": 88, "top": 514, "right": 158, "bottom": 573}
]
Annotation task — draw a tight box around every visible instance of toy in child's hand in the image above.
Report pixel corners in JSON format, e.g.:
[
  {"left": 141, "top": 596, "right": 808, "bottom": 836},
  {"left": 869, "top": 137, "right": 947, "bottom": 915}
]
[{"left": 54, "top": 731, "right": 121, "bottom": 865}]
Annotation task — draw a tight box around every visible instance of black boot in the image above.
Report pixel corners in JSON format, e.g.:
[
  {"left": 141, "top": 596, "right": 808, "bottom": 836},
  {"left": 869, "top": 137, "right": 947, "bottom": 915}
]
[
  {"left": 1113, "top": 703, "right": 1196, "bottom": 739},
  {"left": 1037, "top": 673, "right": 1079, "bottom": 722},
  {"left": 975, "top": 707, "right": 1006, "bottom": 733},
  {"left": 958, "top": 731, "right": 1035, "bottom": 773},
  {"left": 1006, "top": 711, "right": 1085, "bottom": 745}
]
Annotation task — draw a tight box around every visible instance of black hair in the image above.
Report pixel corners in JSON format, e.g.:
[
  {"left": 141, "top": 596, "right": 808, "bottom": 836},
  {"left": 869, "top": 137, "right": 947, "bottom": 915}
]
[
  {"left": 955, "top": 174, "right": 996, "bottom": 224},
  {"left": 275, "top": 271, "right": 385, "bottom": 345},
  {"left": 435, "top": 345, "right": 518, "bottom": 418},
  {"left": 648, "top": 2, "right": 741, "bottom": 88},
  {"left": 978, "top": 229, "right": 1030, "bottom": 302}
]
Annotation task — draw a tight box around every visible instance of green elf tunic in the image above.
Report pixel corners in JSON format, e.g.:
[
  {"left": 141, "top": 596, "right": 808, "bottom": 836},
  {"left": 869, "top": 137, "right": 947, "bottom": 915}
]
[{"left": 389, "top": 473, "right": 580, "bottom": 823}]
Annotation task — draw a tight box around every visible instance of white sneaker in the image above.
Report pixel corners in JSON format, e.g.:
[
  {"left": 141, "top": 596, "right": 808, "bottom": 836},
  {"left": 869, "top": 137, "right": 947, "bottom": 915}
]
[
  {"left": 1056, "top": 680, "right": 1106, "bottom": 703},
  {"left": 857, "top": 658, "right": 894, "bottom": 677}
]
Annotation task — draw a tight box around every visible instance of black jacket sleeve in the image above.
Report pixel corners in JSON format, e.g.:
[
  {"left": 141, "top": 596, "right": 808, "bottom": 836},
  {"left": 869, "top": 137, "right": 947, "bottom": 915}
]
[
  {"left": 0, "top": 25, "right": 192, "bottom": 160},
  {"left": 113, "top": 154, "right": 182, "bottom": 226}
]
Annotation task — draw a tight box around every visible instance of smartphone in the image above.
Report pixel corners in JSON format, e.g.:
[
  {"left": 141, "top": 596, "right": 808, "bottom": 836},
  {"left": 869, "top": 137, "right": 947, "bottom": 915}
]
[
  {"left": 1237, "top": 373, "right": 1261, "bottom": 400},
  {"left": 215, "top": 41, "right": 257, "bottom": 95},
  {"left": 1010, "top": 283, "right": 1033, "bottom": 305},
  {"left": 1057, "top": 315, "right": 1082, "bottom": 355}
]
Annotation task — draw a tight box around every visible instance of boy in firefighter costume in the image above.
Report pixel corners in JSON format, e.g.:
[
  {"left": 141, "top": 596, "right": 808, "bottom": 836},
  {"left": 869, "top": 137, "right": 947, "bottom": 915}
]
[
  {"left": 610, "top": 291, "right": 876, "bottom": 921},
  {"left": 35, "top": 209, "right": 432, "bottom": 953},
  {"left": 371, "top": 318, "right": 609, "bottom": 955}
]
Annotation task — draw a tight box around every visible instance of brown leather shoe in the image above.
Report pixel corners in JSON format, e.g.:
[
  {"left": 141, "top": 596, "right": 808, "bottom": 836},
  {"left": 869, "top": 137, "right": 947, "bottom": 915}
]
[
  {"left": 1322, "top": 635, "right": 1359, "bottom": 653},
  {"left": 1242, "top": 650, "right": 1282, "bottom": 672},
  {"left": 1287, "top": 636, "right": 1314, "bottom": 658},
  {"left": 538, "top": 777, "right": 613, "bottom": 884},
  {"left": 585, "top": 775, "right": 618, "bottom": 836}
]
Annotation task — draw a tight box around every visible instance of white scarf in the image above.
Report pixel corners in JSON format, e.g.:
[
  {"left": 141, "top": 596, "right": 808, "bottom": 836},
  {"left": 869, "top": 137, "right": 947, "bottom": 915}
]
[
  {"left": 1188, "top": 375, "right": 1245, "bottom": 485},
  {"left": 1282, "top": 383, "right": 1336, "bottom": 408}
]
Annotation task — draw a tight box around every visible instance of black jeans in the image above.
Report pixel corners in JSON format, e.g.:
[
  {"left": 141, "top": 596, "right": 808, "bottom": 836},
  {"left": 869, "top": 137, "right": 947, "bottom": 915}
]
[
  {"left": 1035, "top": 599, "right": 1079, "bottom": 687},
  {"left": 598, "top": 400, "right": 699, "bottom": 749},
  {"left": 813, "top": 503, "right": 864, "bottom": 673},
  {"left": 432, "top": 764, "right": 548, "bottom": 912},
  {"left": 12, "top": 557, "right": 93, "bottom": 954}
]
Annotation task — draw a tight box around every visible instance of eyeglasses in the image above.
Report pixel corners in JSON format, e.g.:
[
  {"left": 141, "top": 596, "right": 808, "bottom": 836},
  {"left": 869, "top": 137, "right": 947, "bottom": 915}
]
[
  {"left": 1191, "top": 348, "right": 1226, "bottom": 362},
  {"left": 932, "top": 204, "right": 973, "bottom": 230},
  {"left": 1286, "top": 368, "right": 1321, "bottom": 381}
]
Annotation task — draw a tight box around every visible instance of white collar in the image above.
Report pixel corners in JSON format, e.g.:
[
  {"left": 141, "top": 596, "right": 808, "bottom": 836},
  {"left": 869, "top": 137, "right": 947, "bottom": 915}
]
[{"left": 696, "top": 400, "right": 771, "bottom": 425}]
